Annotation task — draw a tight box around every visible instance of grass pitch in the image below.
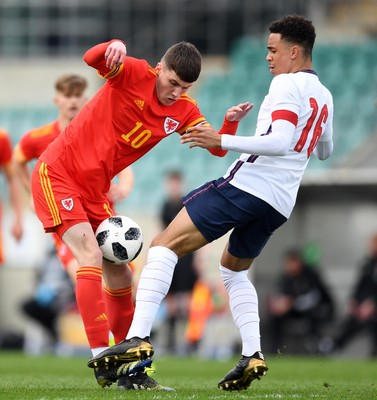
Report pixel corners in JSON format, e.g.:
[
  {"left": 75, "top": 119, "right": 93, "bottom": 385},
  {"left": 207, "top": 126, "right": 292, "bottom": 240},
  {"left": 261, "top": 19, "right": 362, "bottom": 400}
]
[{"left": 0, "top": 351, "right": 376, "bottom": 399}]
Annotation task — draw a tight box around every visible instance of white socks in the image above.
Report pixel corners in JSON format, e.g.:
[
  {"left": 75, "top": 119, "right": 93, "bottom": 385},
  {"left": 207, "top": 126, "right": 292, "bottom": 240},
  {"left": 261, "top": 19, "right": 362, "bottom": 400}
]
[
  {"left": 126, "top": 246, "right": 178, "bottom": 339},
  {"left": 220, "top": 265, "right": 261, "bottom": 356}
]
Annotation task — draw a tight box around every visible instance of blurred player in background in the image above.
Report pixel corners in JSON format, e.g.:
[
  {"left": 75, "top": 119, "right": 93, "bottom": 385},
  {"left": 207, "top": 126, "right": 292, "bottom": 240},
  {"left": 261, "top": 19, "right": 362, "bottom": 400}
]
[
  {"left": 31, "top": 37, "right": 251, "bottom": 390},
  {"left": 267, "top": 248, "right": 334, "bottom": 354},
  {"left": 90, "top": 15, "right": 334, "bottom": 392},
  {"left": 159, "top": 170, "right": 200, "bottom": 354},
  {"left": 324, "top": 233, "right": 377, "bottom": 357},
  {"left": 13, "top": 74, "right": 135, "bottom": 358},
  {"left": 0, "top": 128, "right": 23, "bottom": 264},
  {"left": 13, "top": 74, "right": 88, "bottom": 282}
]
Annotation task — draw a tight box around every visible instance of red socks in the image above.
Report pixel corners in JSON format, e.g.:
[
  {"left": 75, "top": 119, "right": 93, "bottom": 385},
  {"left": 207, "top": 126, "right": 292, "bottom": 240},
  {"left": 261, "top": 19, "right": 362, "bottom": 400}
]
[
  {"left": 76, "top": 266, "right": 109, "bottom": 348},
  {"left": 104, "top": 285, "right": 134, "bottom": 344}
]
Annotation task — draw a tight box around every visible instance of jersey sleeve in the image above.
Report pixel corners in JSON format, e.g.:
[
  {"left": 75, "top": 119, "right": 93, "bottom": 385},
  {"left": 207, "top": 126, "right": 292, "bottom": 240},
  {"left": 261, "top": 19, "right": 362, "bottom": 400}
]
[
  {"left": 176, "top": 96, "right": 206, "bottom": 134},
  {"left": 17, "top": 131, "right": 36, "bottom": 161},
  {"left": 319, "top": 91, "right": 334, "bottom": 143},
  {"left": 269, "top": 74, "right": 301, "bottom": 118},
  {"left": 83, "top": 39, "right": 126, "bottom": 79},
  {"left": 17, "top": 123, "right": 56, "bottom": 161},
  {"left": 269, "top": 75, "right": 299, "bottom": 150},
  {"left": 220, "top": 76, "right": 300, "bottom": 157},
  {"left": 208, "top": 118, "right": 239, "bottom": 157},
  {"left": 0, "top": 129, "right": 12, "bottom": 165}
]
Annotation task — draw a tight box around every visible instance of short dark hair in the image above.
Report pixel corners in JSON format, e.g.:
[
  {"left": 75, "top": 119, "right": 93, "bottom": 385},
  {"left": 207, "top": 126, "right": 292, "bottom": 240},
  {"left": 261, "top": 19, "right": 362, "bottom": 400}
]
[
  {"left": 55, "top": 74, "right": 87, "bottom": 96},
  {"left": 162, "top": 41, "right": 202, "bottom": 83},
  {"left": 269, "top": 15, "right": 316, "bottom": 58}
]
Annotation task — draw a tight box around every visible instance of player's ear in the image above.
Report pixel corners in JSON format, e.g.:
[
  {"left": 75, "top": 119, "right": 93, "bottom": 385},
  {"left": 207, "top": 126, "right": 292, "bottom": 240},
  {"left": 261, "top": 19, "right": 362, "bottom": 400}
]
[
  {"left": 291, "top": 45, "right": 300, "bottom": 60},
  {"left": 155, "top": 62, "right": 162, "bottom": 75}
]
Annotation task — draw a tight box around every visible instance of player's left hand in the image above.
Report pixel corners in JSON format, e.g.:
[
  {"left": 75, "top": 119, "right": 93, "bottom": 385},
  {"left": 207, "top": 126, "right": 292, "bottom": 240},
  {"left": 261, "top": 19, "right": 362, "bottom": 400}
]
[
  {"left": 181, "top": 125, "right": 221, "bottom": 149},
  {"left": 226, "top": 102, "right": 253, "bottom": 122}
]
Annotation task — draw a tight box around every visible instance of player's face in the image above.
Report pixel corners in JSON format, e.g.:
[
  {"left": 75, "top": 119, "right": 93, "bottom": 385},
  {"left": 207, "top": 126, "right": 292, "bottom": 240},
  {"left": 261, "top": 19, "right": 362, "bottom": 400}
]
[
  {"left": 155, "top": 63, "right": 193, "bottom": 106},
  {"left": 54, "top": 91, "right": 87, "bottom": 122},
  {"left": 266, "top": 33, "right": 295, "bottom": 76}
]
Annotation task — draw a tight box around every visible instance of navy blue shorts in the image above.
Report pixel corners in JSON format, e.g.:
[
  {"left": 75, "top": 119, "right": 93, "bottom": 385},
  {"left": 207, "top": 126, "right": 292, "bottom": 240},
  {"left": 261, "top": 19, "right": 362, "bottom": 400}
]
[{"left": 183, "top": 178, "right": 287, "bottom": 259}]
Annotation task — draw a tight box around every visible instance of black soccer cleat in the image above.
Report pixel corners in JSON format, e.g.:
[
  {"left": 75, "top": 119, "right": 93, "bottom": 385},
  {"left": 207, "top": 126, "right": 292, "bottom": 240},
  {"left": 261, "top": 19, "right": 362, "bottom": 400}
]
[
  {"left": 117, "top": 370, "right": 175, "bottom": 391},
  {"left": 87, "top": 337, "right": 154, "bottom": 369},
  {"left": 218, "top": 352, "right": 268, "bottom": 391},
  {"left": 93, "top": 359, "right": 152, "bottom": 388}
]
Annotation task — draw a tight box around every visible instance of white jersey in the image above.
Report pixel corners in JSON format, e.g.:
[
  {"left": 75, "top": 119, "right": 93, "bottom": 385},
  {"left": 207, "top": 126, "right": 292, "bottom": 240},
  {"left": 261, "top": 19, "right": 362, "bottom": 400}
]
[{"left": 222, "top": 71, "right": 333, "bottom": 218}]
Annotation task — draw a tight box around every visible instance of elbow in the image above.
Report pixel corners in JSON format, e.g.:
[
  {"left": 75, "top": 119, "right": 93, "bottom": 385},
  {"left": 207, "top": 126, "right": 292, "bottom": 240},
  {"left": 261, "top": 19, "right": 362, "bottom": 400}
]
[
  {"left": 271, "top": 135, "right": 291, "bottom": 156},
  {"left": 83, "top": 52, "right": 91, "bottom": 66},
  {"left": 277, "top": 148, "right": 289, "bottom": 156}
]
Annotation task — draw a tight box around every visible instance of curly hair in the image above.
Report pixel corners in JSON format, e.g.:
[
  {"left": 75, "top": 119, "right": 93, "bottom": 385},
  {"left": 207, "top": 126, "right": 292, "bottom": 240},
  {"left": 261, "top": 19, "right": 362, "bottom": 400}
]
[{"left": 269, "top": 15, "right": 316, "bottom": 58}]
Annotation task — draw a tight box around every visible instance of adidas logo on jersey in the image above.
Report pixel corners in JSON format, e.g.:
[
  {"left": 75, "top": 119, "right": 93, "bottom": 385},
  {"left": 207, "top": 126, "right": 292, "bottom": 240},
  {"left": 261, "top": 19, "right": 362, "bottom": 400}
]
[
  {"left": 134, "top": 99, "right": 145, "bottom": 110},
  {"left": 95, "top": 313, "right": 108, "bottom": 322}
]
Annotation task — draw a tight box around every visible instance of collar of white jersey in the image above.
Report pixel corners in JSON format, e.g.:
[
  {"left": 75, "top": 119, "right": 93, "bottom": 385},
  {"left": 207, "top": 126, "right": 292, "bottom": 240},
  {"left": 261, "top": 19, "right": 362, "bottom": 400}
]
[{"left": 295, "top": 69, "right": 317, "bottom": 76}]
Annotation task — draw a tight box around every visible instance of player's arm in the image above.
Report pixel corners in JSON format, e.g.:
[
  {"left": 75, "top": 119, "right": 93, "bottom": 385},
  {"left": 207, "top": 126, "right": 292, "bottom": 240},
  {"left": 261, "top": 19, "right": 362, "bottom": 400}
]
[
  {"left": 2, "top": 161, "right": 23, "bottom": 241},
  {"left": 313, "top": 139, "right": 333, "bottom": 160},
  {"left": 183, "top": 110, "right": 294, "bottom": 156},
  {"left": 83, "top": 40, "right": 127, "bottom": 77},
  {"left": 182, "top": 102, "right": 253, "bottom": 157},
  {"left": 207, "top": 102, "right": 253, "bottom": 157},
  {"left": 108, "top": 167, "right": 135, "bottom": 204},
  {"left": 313, "top": 103, "right": 334, "bottom": 160},
  {"left": 13, "top": 144, "right": 32, "bottom": 194}
]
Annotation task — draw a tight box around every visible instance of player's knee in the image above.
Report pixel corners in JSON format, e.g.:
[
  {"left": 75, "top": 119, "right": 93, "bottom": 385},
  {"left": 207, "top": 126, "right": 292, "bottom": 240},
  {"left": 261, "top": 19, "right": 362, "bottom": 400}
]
[{"left": 78, "top": 245, "right": 103, "bottom": 267}]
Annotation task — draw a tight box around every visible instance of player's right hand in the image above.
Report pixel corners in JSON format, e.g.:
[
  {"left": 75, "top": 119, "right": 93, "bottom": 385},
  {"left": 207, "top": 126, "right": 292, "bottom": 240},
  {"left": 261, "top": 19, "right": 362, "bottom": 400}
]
[
  {"left": 226, "top": 102, "right": 253, "bottom": 122},
  {"left": 105, "top": 41, "right": 127, "bottom": 69}
]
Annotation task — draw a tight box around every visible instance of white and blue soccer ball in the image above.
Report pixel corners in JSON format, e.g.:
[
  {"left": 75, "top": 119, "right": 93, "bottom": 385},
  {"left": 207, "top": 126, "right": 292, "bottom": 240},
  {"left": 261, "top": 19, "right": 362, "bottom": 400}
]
[{"left": 95, "top": 215, "right": 143, "bottom": 264}]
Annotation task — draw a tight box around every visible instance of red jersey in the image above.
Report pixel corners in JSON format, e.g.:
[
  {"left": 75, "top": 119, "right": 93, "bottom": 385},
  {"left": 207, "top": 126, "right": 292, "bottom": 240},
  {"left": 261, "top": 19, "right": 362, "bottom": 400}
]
[
  {"left": 18, "top": 121, "right": 60, "bottom": 161},
  {"left": 40, "top": 43, "right": 206, "bottom": 199},
  {"left": 0, "top": 129, "right": 12, "bottom": 166}
]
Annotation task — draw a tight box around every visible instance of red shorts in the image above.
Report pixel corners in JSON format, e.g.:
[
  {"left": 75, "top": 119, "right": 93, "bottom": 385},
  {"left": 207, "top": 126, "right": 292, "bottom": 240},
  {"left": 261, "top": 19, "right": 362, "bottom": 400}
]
[
  {"left": 52, "top": 233, "right": 76, "bottom": 269},
  {"left": 32, "top": 159, "right": 114, "bottom": 238}
]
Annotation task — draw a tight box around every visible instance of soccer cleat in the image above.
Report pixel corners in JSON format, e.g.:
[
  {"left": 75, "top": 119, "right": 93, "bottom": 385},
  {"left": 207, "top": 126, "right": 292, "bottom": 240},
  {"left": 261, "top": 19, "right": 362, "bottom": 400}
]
[
  {"left": 117, "top": 370, "right": 175, "bottom": 391},
  {"left": 93, "top": 358, "right": 153, "bottom": 388},
  {"left": 87, "top": 337, "right": 154, "bottom": 369},
  {"left": 218, "top": 352, "right": 268, "bottom": 391}
]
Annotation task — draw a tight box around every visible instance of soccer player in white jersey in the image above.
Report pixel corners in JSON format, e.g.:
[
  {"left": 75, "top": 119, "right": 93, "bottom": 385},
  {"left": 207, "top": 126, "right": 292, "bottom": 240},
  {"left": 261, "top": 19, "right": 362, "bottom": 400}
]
[{"left": 88, "top": 15, "right": 334, "bottom": 391}]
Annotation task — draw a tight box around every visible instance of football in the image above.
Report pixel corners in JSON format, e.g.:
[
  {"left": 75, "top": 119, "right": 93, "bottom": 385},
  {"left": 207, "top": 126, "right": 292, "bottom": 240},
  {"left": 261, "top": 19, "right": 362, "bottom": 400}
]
[{"left": 95, "top": 215, "right": 143, "bottom": 264}]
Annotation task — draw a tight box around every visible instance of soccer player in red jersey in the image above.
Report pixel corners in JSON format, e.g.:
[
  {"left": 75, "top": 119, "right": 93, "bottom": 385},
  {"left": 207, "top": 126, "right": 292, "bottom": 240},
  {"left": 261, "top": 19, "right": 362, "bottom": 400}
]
[
  {"left": 0, "top": 128, "right": 23, "bottom": 264},
  {"left": 14, "top": 74, "right": 135, "bottom": 360},
  {"left": 31, "top": 39, "right": 251, "bottom": 389},
  {"left": 14, "top": 74, "right": 88, "bottom": 280}
]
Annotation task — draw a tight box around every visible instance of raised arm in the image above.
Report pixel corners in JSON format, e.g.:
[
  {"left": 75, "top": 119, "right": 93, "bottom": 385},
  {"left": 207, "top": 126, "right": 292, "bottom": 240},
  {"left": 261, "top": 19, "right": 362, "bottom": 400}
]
[{"left": 83, "top": 40, "right": 127, "bottom": 77}]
